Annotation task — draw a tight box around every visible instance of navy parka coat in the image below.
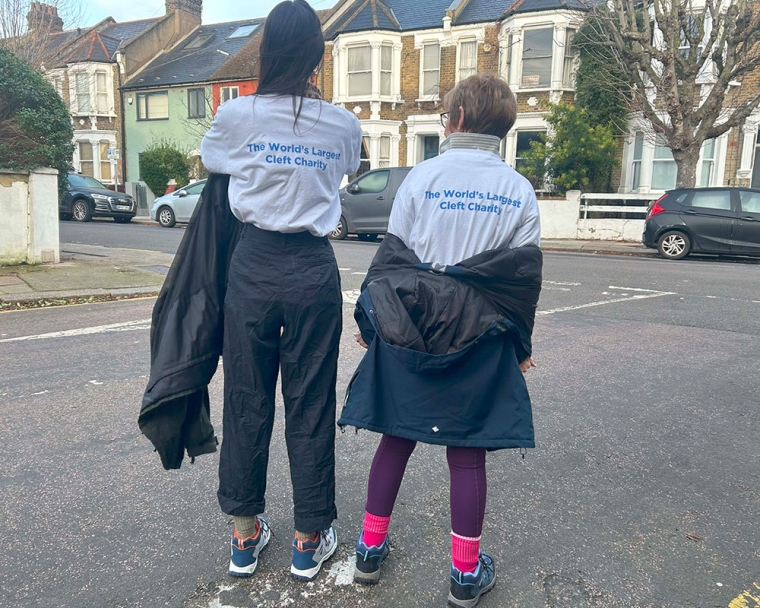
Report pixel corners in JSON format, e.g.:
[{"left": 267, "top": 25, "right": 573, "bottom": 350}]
[{"left": 338, "top": 234, "right": 542, "bottom": 450}]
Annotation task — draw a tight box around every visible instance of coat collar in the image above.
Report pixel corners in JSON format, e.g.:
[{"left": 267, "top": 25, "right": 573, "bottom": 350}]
[{"left": 440, "top": 132, "right": 502, "bottom": 156}]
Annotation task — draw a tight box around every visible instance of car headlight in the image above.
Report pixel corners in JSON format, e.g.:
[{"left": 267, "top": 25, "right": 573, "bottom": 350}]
[{"left": 92, "top": 194, "right": 109, "bottom": 200}]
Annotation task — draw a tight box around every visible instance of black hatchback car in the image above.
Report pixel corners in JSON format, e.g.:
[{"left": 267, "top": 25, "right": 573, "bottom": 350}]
[
  {"left": 643, "top": 187, "right": 760, "bottom": 259},
  {"left": 60, "top": 173, "right": 137, "bottom": 223}
]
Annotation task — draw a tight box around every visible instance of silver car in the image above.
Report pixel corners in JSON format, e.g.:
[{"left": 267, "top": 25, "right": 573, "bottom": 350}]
[{"left": 150, "top": 179, "right": 207, "bottom": 228}]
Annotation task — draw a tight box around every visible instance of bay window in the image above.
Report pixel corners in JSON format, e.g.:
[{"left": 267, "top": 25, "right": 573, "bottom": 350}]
[
  {"left": 75, "top": 72, "right": 90, "bottom": 113},
  {"left": 348, "top": 45, "right": 372, "bottom": 97},
  {"left": 379, "top": 136, "right": 391, "bottom": 168},
  {"left": 562, "top": 29, "right": 577, "bottom": 88},
  {"left": 515, "top": 130, "right": 544, "bottom": 170},
  {"left": 631, "top": 131, "right": 644, "bottom": 190},
  {"left": 699, "top": 138, "right": 715, "bottom": 187},
  {"left": 381, "top": 45, "right": 392, "bottom": 96},
  {"left": 522, "top": 27, "right": 553, "bottom": 88},
  {"left": 79, "top": 142, "right": 94, "bottom": 176},
  {"left": 100, "top": 142, "right": 112, "bottom": 181},
  {"left": 96, "top": 72, "right": 108, "bottom": 114}
]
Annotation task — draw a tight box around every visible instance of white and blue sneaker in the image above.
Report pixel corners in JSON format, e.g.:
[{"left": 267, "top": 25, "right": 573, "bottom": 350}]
[
  {"left": 228, "top": 516, "right": 271, "bottom": 578},
  {"left": 290, "top": 526, "right": 338, "bottom": 581},
  {"left": 448, "top": 553, "right": 496, "bottom": 608},
  {"left": 353, "top": 531, "right": 390, "bottom": 584}
]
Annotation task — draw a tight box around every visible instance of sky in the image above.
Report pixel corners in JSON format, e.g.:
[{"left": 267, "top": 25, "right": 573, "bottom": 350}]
[{"left": 77, "top": 0, "right": 338, "bottom": 27}]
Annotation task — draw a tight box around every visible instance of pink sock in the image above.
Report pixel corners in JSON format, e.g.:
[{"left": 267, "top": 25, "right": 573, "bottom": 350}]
[
  {"left": 451, "top": 532, "right": 480, "bottom": 573},
  {"left": 362, "top": 511, "right": 390, "bottom": 547}
]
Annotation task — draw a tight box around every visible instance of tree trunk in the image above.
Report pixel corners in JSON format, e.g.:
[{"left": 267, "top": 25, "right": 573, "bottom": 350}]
[{"left": 673, "top": 148, "right": 701, "bottom": 189}]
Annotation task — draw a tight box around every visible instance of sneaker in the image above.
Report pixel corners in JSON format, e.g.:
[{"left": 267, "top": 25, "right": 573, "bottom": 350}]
[
  {"left": 228, "top": 516, "right": 271, "bottom": 578},
  {"left": 448, "top": 553, "right": 496, "bottom": 608},
  {"left": 353, "top": 531, "right": 390, "bottom": 584},
  {"left": 290, "top": 526, "right": 338, "bottom": 581}
]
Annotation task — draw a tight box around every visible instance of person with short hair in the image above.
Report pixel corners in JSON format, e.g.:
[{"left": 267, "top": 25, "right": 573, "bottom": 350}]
[{"left": 341, "top": 74, "right": 542, "bottom": 607}]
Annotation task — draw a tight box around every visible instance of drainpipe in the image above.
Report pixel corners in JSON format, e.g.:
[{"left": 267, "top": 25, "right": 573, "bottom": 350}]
[{"left": 117, "top": 60, "right": 127, "bottom": 190}]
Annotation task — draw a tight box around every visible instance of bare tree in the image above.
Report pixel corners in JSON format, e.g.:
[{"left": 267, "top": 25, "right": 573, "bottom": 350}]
[
  {"left": 581, "top": 0, "right": 760, "bottom": 188},
  {"left": 0, "top": 0, "right": 86, "bottom": 67}
]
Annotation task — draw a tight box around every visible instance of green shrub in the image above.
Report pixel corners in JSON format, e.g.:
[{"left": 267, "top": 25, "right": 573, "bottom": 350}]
[
  {"left": 139, "top": 139, "right": 190, "bottom": 197},
  {"left": 518, "top": 103, "right": 619, "bottom": 193},
  {"left": 0, "top": 48, "right": 74, "bottom": 199}
]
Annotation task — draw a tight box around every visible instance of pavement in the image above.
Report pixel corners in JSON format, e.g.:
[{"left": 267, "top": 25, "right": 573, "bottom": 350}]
[{"left": 0, "top": 221, "right": 656, "bottom": 306}]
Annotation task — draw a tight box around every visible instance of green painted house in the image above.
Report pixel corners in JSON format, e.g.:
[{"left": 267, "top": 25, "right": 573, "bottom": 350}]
[{"left": 122, "top": 18, "right": 264, "bottom": 210}]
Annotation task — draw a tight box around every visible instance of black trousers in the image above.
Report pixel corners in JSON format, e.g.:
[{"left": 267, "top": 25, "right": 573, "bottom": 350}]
[{"left": 218, "top": 224, "right": 342, "bottom": 533}]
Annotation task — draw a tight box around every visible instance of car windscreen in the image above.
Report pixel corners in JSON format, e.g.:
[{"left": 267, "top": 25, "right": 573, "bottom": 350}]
[{"left": 68, "top": 174, "right": 106, "bottom": 189}]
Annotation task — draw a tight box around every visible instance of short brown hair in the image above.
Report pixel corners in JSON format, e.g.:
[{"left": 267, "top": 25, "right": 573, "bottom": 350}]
[{"left": 444, "top": 75, "right": 517, "bottom": 139}]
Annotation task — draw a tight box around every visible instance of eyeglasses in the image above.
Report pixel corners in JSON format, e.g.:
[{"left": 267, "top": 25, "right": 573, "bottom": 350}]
[{"left": 440, "top": 112, "right": 449, "bottom": 128}]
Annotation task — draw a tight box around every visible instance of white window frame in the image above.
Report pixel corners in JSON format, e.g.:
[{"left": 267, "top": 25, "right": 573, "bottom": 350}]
[
  {"left": 520, "top": 26, "right": 554, "bottom": 90},
  {"left": 457, "top": 39, "right": 478, "bottom": 82},
  {"left": 78, "top": 141, "right": 94, "bottom": 177},
  {"left": 220, "top": 86, "right": 239, "bottom": 105},
  {"left": 562, "top": 29, "right": 577, "bottom": 88},
  {"left": 380, "top": 44, "right": 393, "bottom": 97},
  {"left": 75, "top": 72, "right": 91, "bottom": 114},
  {"left": 631, "top": 131, "right": 644, "bottom": 190},
  {"left": 379, "top": 135, "right": 391, "bottom": 168},
  {"left": 95, "top": 70, "right": 109, "bottom": 115},
  {"left": 419, "top": 42, "right": 441, "bottom": 100},
  {"left": 347, "top": 44, "right": 372, "bottom": 98}
]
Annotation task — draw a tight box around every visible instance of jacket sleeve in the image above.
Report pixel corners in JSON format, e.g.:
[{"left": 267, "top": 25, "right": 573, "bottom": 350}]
[{"left": 200, "top": 104, "right": 232, "bottom": 175}]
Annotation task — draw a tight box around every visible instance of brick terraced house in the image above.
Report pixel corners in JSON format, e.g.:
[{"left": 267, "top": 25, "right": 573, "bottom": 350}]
[{"left": 317, "top": 0, "right": 587, "bottom": 172}]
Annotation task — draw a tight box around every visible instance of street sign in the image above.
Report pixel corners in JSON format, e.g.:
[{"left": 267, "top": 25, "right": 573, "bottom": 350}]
[{"left": 107, "top": 148, "right": 120, "bottom": 160}]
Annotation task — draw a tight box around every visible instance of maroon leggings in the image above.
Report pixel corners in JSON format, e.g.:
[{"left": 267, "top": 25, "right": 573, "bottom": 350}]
[{"left": 365, "top": 435, "right": 487, "bottom": 538}]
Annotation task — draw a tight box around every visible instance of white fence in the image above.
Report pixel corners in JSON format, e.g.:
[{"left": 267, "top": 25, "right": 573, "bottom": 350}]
[{"left": 538, "top": 191, "right": 659, "bottom": 241}]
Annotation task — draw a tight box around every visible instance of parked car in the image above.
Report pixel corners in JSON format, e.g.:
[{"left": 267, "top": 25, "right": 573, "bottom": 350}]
[
  {"left": 150, "top": 180, "right": 208, "bottom": 228},
  {"left": 60, "top": 173, "right": 136, "bottom": 223},
  {"left": 330, "top": 167, "right": 412, "bottom": 240},
  {"left": 643, "top": 187, "right": 760, "bottom": 259}
]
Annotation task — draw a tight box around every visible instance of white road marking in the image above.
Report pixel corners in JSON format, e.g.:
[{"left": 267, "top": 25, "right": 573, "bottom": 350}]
[
  {"left": 609, "top": 285, "right": 667, "bottom": 293},
  {"left": 0, "top": 319, "right": 152, "bottom": 343},
  {"left": 343, "top": 289, "right": 361, "bottom": 305},
  {"left": 545, "top": 281, "right": 581, "bottom": 286},
  {"left": 543, "top": 286, "right": 572, "bottom": 292},
  {"left": 538, "top": 291, "right": 676, "bottom": 316},
  {"left": 351, "top": 272, "right": 366, "bottom": 275},
  {"left": 338, "top": 268, "right": 351, "bottom": 271},
  {"left": 89, "top": 380, "right": 103, "bottom": 385},
  {"left": 33, "top": 390, "right": 49, "bottom": 395}
]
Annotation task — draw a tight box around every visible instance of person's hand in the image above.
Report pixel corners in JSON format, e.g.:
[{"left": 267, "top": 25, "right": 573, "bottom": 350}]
[
  {"left": 355, "top": 332, "right": 369, "bottom": 349},
  {"left": 519, "top": 356, "right": 537, "bottom": 373}
]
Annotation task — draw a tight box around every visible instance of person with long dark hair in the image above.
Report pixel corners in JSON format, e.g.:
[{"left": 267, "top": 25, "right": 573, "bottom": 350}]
[{"left": 200, "top": 0, "right": 362, "bottom": 582}]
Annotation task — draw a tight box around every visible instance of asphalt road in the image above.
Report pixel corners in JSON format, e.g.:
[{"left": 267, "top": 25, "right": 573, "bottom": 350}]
[{"left": 1, "top": 232, "right": 759, "bottom": 608}]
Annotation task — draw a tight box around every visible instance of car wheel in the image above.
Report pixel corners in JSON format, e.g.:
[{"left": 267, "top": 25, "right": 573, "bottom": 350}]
[
  {"left": 72, "top": 199, "right": 92, "bottom": 222},
  {"left": 657, "top": 231, "right": 691, "bottom": 260},
  {"left": 157, "top": 206, "right": 176, "bottom": 228},
  {"left": 357, "top": 233, "right": 379, "bottom": 242},
  {"left": 329, "top": 216, "right": 348, "bottom": 240}
]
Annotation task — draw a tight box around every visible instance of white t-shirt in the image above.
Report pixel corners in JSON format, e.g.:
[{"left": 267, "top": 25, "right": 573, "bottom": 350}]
[
  {"left": 387, "top": 148, "right": 541, "bottom": 265},
  {"left": 200, "top": 95, "right": 362, "bottom": 236}
]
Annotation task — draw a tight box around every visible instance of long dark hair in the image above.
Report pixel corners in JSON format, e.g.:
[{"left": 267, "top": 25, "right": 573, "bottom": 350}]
[{"left": 257, "top": 0, "right": 324, "bottom": 99}]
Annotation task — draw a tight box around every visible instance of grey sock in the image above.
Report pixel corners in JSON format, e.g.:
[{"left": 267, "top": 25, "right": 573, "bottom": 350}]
[{"left": 234, "top": 516, "right": 259, "bottom": 539}]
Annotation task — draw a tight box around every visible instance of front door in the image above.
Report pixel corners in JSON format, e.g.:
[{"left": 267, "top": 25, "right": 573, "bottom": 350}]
[
  {"left": 346, "top": 170, "right": 391, "bottom": 231},
  {"left": 733, "top": 189, "right": 760, "bottom": 254},
  {"left": 679, "top": 189, "right": 736, "bottom": 253}
]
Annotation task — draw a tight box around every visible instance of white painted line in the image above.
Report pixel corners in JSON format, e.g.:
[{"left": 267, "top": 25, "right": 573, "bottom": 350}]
[
  {"left": 338, "top": 268, "right": 351, "bottom": 271},
  {"left": 609, "top": 285, "right": 668, "bottom": 293},
  {"left": 351, "top": 272, "right": 366, "bottom": 275},
  {"left": 0, "top": 319, "right": 152, "bottom": 343},
  {"left": 545, "top": 281, "right": 582, "bottom": 286},
  {"left": 538, "top": 292, "right": 676, "bottom": 316},
  {"left": 543, "top": 286, "right": 572, "bottom": 292}
]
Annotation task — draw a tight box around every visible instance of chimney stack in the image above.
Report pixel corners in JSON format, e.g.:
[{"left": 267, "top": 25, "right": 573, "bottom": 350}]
[
  {"left": 27, "top": 2, "right": 64, "bottom": 34},
  {"left": 166, "top": 0, "right": 203, "bottom": 22}
]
